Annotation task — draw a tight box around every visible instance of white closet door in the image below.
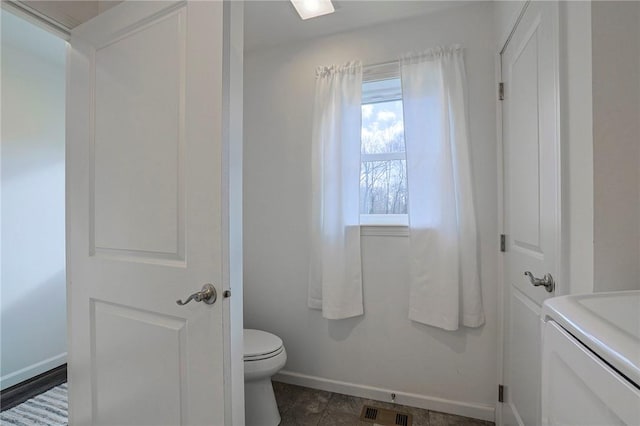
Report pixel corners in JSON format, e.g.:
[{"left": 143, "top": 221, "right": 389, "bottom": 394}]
[{"left": 500, "top": 2, "right": 561, "bottom": 425}]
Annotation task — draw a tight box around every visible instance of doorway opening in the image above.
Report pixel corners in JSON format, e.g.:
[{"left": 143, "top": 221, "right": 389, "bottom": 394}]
[{"left": 1, "top": 9, "right": 68, "bottom": 418}]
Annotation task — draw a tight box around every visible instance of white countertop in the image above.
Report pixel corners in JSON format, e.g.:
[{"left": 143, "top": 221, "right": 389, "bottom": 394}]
[{"left": 542, "top": 290, "right": 640, "bottom": 387}]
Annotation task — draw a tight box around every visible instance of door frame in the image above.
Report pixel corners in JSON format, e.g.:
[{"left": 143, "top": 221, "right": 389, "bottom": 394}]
[
  {"left": 220, "top": 1, "right": 246, "bottom": 424},
  {"left": 494, "top": 1, "right": 567, "bottom": 424}
]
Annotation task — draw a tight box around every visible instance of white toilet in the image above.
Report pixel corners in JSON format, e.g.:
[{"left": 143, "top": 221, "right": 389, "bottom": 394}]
[{"left": 244, "top": 329, "right": 287, "bottom": 426}]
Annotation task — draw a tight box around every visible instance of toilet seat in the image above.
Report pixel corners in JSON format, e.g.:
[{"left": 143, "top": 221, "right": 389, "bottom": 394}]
[
  {"left": 244, "top": 346, "right": 284, "bottom": 362},
  {"left": 244, "top": 329, "right": 284, "bottom": 361}
]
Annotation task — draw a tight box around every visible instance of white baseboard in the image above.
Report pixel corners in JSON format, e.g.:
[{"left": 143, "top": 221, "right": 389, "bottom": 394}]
[
  {"left": 274, "top": 370, "right": 495, "bottom": 422},
  {"left": 0, "top": 353, "right": 67, "bottom": 391}
]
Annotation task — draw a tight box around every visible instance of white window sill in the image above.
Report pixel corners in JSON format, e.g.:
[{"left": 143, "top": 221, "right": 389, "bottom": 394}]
[
  {"left": 359, "top": 214, "right": 408, "bottom": 236},
  {"left": 360, "top": 225, "right": 409, "bottom": 237},
  {"left": 360, "top": 214, "right": 407, "bottom": 225}
]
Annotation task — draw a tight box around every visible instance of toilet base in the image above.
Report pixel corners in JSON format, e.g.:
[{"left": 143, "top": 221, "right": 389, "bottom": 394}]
[{"left": 245, "top": 378, "right": 281, "bottom": 426}]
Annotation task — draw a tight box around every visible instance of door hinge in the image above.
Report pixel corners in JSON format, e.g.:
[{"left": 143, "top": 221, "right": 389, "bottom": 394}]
[
  {"left": 498, "top": 384, "right": 505, "bottom": 403},
  {"left": 500, "top": 234, "right": 506, "bottom": 252},
  {"left": 498, "top": 82, "right": 504, "bottom": 101}
]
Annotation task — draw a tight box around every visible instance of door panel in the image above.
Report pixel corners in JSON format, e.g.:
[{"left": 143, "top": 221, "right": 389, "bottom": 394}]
[
  {"left": 67, "top": 2, "right": 237, "bottom": 425},
  {"left": 92, "top": 301, "right": 187, "bottom": 425},
  {"left": 501, "top": 2, "right": 560, "bottom": 425},
  {"left": 93, "top": 8, "right": 185, "bottom": 260},
  {"left": 509, "top": 29, "right": 540, "bottom": 251}
]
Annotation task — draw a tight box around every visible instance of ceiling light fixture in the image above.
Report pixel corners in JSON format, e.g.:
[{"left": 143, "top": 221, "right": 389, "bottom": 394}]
[{"left": 290, "top": 0, "right": 335, "bottom": 20}]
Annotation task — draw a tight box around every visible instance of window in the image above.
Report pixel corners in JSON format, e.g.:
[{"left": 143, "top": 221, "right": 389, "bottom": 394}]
[{"left": 360, "top": 74, "right": 408, "bottom": 226}]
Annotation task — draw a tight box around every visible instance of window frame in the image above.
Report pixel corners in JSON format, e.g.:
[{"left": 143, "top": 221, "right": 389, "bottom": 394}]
[{"left": 359, "top": 62, "right": 409, "bottom": 233}]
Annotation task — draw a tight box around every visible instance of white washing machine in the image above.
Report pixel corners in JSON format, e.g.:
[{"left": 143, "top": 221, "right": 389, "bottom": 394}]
[{"left": 541, "top": 290, "right": 640, "bottom": 426}]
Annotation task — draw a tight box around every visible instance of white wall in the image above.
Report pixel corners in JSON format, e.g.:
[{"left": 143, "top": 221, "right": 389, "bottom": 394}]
[
  {"left": 1, "top": 11, "right": 67, "bottom": 390},
  {"left": 244, "top": 2, "right": 497, "bottom": 419},
  {"left": 592, "top": 1, "right": 640, "bottom": 292}
]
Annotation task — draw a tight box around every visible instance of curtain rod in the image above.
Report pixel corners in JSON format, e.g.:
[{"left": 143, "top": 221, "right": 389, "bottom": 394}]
[{"left": 364, "top": 59, "right": 400, "bottom": 70}]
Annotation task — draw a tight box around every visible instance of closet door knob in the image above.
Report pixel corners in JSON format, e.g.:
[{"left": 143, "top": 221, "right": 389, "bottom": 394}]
[{"left": 524, "top": 271, "right": 554, "bottom": 293}]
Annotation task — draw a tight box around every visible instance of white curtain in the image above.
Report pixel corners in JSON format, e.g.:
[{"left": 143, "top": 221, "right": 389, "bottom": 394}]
[
  {"left": 308, "top": 61, "right": 364, "bottom": 319},
  {"left": 401, "top": 47, "right": 484, "bottom": 330}
]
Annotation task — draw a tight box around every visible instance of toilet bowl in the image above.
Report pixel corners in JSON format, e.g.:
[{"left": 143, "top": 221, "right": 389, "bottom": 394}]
[{"left": 244, "top": 329, "right": 287, "bottom": 426}]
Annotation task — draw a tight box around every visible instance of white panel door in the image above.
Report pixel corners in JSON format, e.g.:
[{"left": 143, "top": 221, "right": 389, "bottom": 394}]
[
  {"left": 500, "top": 2, "right": 561, "bottom": 425},
  {"left": 66, "top": 2, "right": 241, "bottom": 425}
]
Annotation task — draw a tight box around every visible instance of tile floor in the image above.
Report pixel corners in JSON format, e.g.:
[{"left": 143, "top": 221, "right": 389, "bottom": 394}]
[{"left": 272, "top": 382, "right": 495, "bottom": 426}]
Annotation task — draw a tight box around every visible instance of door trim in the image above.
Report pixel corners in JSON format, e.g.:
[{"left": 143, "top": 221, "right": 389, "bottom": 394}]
[
  {"left": 495, "top": 4, "right": 529, "bottom": 424},
  {"left": 220, "top": 1, "right": 245, "bottom": 424}
]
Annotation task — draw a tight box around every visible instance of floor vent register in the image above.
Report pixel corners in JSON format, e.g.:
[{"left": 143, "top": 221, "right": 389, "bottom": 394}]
[{"left": 359, "top": 404, "right": 413, "bottom": 426}]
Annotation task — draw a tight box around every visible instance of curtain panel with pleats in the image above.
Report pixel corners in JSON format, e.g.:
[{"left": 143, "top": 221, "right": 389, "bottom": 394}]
[
  {"left": 401, "top": 46, "right": 484, "bottom": 330},
  {"left": 308, "top": 61, "right": 364, "bottom": 319}
]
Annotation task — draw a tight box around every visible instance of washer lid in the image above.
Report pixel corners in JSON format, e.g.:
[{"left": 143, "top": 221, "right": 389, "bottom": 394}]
[
  {"left": 244, "top": 329, "right": 283, "bottom": 358},
  {"left": 542, "top": 290, "right": 640, "bottom": 386}
]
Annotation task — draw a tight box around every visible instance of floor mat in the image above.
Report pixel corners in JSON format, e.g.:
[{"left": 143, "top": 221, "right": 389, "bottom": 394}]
[{"left": 0, "top": 383, "right": 67, "bottom": 426}]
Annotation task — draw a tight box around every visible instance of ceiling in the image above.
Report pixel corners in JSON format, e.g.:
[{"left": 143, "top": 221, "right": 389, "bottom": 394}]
[
  {"left": 8, "top": 0, "right": 473, "bottom": 51},
  {"left": 21, "top": 1, "right": 100, "bottom": 29},
  {"left": 244, "top": 0, "right": 473, "bottom": 52},
  {"left": 9, "top": 0, "right": 121, "bottom": 33}
]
